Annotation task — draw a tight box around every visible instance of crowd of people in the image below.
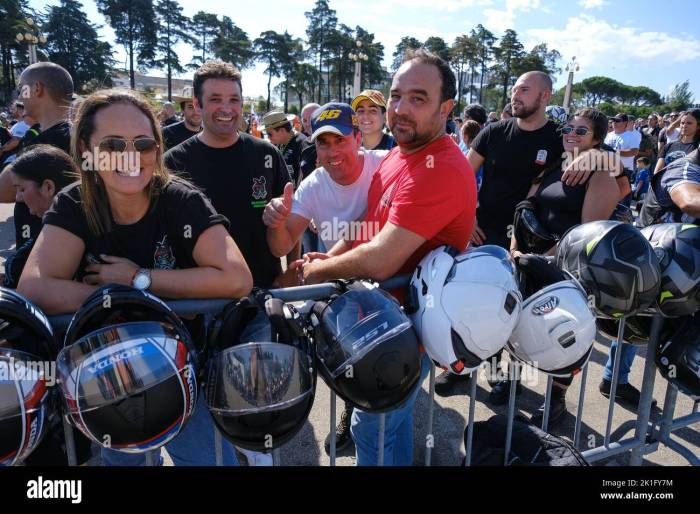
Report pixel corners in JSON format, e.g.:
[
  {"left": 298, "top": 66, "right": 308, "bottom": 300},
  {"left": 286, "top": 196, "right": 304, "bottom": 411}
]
[{"left": 1, "top": 48, "right": 698, "bottom": 467}]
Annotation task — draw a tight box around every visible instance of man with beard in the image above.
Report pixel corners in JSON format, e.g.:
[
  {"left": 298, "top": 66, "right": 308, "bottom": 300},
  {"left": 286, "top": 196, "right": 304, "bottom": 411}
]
[
  {"left": 295, "top": 49, "right": 477, "bottom": 465},
  {"left": 162, "top": 87, "right": 202, "bottom": 150},
  {"left": 435, "top": 71, "right": 594, "bottom": 400}
]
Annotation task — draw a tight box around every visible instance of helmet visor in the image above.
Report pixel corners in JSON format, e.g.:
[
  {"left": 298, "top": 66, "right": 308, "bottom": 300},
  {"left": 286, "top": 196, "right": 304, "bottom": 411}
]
[
  {"left": 318, "top": 289, "right": 412, "bottom": 378},
  {"left": 206, "top": 342, "right": 314, "bottom": 415},
  {"left": 0, "top": 349, "right": 49, "bottom": 421},
  {"left": 57, "top": 321, "right": 195, "bottom": 414}
]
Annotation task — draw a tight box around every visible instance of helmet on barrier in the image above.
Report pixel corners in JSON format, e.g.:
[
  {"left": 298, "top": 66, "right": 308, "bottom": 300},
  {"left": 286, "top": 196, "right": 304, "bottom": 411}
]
[
  {"left": 656, "top": 314, "right": 700, "bottom": 398},
  {"left": 205, "top": 292, "right": 316, "bottom": 452},
  {"left": 513, "top": 199, "right": 558, "bottom": 254},
  {"left": 407, "top": 245, "right": 521, "bottom": 375},
  {"left": 640, "top": 223, "right": 700, "bottom": 317},
  {"left": 546, "top": 105, "right": 568, "bottom": 125},
  {"left": 555, "top": 220, "right": 661, "bottom": 318},
  {"left": 507, "top": 254, "right": 595, "bottom": 377},
  {"left": 0, "top": 288, "right": 56, "bottom": 466},
  {"left": 312, "top": 280, "right": 421, "bottom": 412},
  {"left": 596, "top": 314, "right": 680, "bottom": 347},
  {"left": 58, "top": 285, "right": 198, "bottom": 453}
]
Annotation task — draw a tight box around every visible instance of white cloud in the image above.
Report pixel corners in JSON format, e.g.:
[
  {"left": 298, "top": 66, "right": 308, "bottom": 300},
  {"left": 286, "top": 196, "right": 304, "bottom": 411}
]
[
  {"left": 483, "top": 0, "right": 543, "bottom": 34},
  {"left": 578, "top": 0, "right": 608, "bottom": 8}
]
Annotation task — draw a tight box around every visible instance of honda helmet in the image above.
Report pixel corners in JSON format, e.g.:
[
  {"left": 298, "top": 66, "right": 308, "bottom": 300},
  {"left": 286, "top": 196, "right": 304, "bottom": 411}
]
[
  {"left": 313, "top": 280, "right": 421, "bottom": 412},
  {"left": 407, "top": 245, "right": 521, "bottom": 375},
  {"left": 555, "top": 221, "right": 661, "bottom": 318},
  {"left": 507, "top": 255, "right": 595, "bottom": 377},
  {"left": 513, "top": 199, "right": 558, "bottom": 255},
  {"left": 656, "top": 314, "right": 700, "bottom": 398},
  {"left": 205, "top": 293, "right": 316, "bottom": 452},
  {"left": 58, "top": 285, "right": 197, "bottom": 453},
  {"left": 640, "top": 223, "right": 700, "bottom": 317},
  {"left": 0, "top": 288, "right": 56, "bottom": 466}
]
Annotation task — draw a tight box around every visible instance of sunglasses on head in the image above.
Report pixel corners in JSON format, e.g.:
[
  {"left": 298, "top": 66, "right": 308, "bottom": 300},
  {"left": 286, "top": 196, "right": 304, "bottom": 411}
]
[
  {"left": 98, "top": 137, "right": 158, "bottom": 153},
  {"left": 562, "top": 126, "right": 591, "bottom": 136}
]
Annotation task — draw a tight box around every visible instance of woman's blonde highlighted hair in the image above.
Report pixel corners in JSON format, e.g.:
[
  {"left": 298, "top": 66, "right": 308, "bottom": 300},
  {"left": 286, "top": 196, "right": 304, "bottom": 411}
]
[{"left": 70, "top": 89, "right": 170, "bottom": 236}]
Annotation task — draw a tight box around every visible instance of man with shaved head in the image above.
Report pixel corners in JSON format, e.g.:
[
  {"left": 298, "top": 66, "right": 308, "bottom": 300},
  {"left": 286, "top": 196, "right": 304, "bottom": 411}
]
[
  {"left": 435, "top": 70, "right": 591, "bottom": 399},
  {"left": 0, "top": 62, "right": 74, "bottom": 248}
]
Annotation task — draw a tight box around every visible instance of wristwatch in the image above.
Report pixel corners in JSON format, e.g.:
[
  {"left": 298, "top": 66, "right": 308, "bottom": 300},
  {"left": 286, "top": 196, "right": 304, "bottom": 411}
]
[{"left": 131, "top": 268, "right": 152, "bottom": 291}]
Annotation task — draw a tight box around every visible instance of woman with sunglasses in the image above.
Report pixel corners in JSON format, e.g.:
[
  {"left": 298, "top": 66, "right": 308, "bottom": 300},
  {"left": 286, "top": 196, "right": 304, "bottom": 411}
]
[
  {"left": 18, "top": 89, "right": 253, "bottom": 466},
  {"left": 509, "top": 108, "right": 619, "bottom": 426}
]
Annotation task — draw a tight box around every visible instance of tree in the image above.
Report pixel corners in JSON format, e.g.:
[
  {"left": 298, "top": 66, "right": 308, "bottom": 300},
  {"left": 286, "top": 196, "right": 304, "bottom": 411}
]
[
  {"left": 451, "top": 34, "right": 478, "bottom": 112},
  {"left": 472, "top": 24, "right": 496, "bottom": 103},
  {"left": 491, "top": 29, "right": 525, "bottom": 109},
  {"left": 325, "top": 24, "right": 354, "bottom": 101},
  {"left": 354, "top": 26, "right": 385, "bottom": 90},
  {"left": 514, "top": 43, "right": 561, "bottom": 78},
  {"left": 424, "top": 36, "right": 450, "bottom": 62},
  {"left": 305, "top": 0, "right": 337, "bottom": 103},
  {"left": 391, "top": 36, "right": 421, "bottom": 71},
  {"left": 254, "top": 30, "right": 284, "bottom": 111},
  {"left": 188, "top": 11, "right": 218, "bottom": 69},
  {"left": 667, "top": 80, "right": 694, "bottom": 111},
  {"left": 579, "top": 76, "right": 625, "bottom": 106},
  {"left": 212, "top": 16, "right": 255, "bottom": 70},
  {"left": 0, "top": 0, "right": 33, "bottom": 102},
  {"left": 38, "top": 0, "right": 113, "bottom": 93},
  {"left": 96, "top": 0, "right": 157, "bottom": 89},
  {"left": 277, "top": 32, "right": 304, "bottom": 111},
  {"left": 153, "top": 0, "right": 193, "bottom": 100}
]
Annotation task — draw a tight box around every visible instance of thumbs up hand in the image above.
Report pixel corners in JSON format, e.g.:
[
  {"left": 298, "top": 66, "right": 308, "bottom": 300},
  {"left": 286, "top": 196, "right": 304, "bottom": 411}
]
[{"left": 263, "top": 182, "right": 294, "bottom": 228}]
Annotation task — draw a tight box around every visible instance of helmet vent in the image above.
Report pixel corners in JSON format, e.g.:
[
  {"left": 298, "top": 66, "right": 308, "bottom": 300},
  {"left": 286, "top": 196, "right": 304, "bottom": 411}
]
[{"left": 558, "top": 331, "right": 576, "bottom": 348}]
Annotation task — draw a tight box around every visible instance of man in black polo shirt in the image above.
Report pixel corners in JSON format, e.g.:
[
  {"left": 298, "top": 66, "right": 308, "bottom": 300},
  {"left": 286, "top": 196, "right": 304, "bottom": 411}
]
[
  {"left": 260, "top": 109, "right": 306, "bottom": 186},
  {"left": 0, "top": 62, "right": 73, "bottom": 247},
  {"left": 162, "top": 86, "right": 202, "bottom": 150},
  {"left": 164, "top": 60, "right": 293, "bottom": 291}
]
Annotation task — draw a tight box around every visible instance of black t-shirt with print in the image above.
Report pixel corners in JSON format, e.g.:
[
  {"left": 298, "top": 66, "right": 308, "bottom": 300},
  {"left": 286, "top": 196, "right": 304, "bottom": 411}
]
[
  {"left": 660, "top": 140, "right": 699, "bottom": 166},
  {"left": 43, "top": 180, "right": 228, "bottom": 281},
  {"left": 368, "top": 132, "right": 396, "bottom": 151},
  {"left": 472, "top": 117, "right": 564, "bottom": 248},
  {"left": 162, "top": 121, "right": 201, "bottom": 151},
  {"left": 164, "top": 132, "right": 291, "bottom": 288},
  {"left": 14, "top": 121, "right": 72, "bottom": 247}
]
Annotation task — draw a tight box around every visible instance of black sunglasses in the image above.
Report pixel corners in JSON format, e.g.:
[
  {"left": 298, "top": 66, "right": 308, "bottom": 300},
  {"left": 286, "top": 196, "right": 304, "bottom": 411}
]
[
  {"left": 562, "top": 126, "right": 591, "bottom": 136},
  {"left": 98, "top": 137, "right": 158, "bottom": 153}
]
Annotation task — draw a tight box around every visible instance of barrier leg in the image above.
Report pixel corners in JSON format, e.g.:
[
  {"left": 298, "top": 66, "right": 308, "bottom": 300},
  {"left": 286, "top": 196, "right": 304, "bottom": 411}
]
[
  {"left": 464, "top": 371, "right": 478, "bottom": 466},
  {"left": 145, "top": 451, "right": 156, "bottom": 466},
  {"left": 272, "top": 448, "right": 281, "bottom": 466},
  {"left": 604, "top": 318, "right": 627, "bottom": 447},
  {"left": 629, "top": 315, "right": 663, "bottom": 465},
  {"left": 541, "top": 374, "right": 553, "bottom": 432},
  {"left": 214, "top": 426, "right": 223, "bottom": 467},
  {"left": 62, "top": 415, "right": 78, "bottom": 467},
  {"left": 503, "top": 361, "right": 520, "bottom": 465},
  {"left": 329, "top": 391, "right": 336, "bottom": 467},
  {"left": 424, "top": 363, "right": 436, "bottom": 467},
  {"left": 573, "top": 364, "right": 589, "bottom": 449}
]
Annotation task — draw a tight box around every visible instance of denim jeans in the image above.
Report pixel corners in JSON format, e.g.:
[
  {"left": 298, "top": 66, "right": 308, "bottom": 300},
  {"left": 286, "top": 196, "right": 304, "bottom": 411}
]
[
  {"left": 603, "top": 340, "right": 638, "bottom": 385},
  {"left": 350, "top": 354, "right": 431, "bottom": 466},
  {"left": 101, "top": 392, "right": 239, "bottom": 466}
]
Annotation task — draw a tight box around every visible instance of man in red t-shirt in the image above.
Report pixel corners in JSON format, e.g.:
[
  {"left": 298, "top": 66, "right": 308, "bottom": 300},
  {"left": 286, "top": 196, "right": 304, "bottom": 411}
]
[{"left": 294, "top": 49, "right": 476, "bottom": 466}]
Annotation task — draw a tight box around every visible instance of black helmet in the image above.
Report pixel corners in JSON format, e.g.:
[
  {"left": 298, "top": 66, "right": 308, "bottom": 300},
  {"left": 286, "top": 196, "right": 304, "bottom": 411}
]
[
  {"left": 312, "top": 280, "right": 422, "bottom": 413},
  {"left": 640, "top": 223, "right": 700, "bottom": 317},
  {"left": 656, "top": 314, "right": 700, "bottom": 398},
  {"left": 0, "top": 288, "right": 57, "bottom": 466},
  {"left": 555, "top": 220, "right": 661, "bottom": 318},
  {"left": 596, "top": 315, "right": 680, "bottom": 346},
  {"left": 513, "top": 199, "right": 557, "bottom": 254},
  {"left": 205, "top": 292, "right": 316, "bottom": 452},
  {"left": 58, "top": 285, "right": 198, "bottom": 453}
]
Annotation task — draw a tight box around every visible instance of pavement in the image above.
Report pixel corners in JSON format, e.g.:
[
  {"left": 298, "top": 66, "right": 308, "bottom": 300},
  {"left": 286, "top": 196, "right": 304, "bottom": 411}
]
[{"left": 0, "top": 201, "right": 697, "bottom": 467}]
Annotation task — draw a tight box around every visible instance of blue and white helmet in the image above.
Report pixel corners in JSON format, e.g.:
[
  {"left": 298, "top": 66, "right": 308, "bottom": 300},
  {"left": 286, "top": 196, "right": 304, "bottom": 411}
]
[{"left": 546, "top": 105, "right": 568, "bottom": 125}]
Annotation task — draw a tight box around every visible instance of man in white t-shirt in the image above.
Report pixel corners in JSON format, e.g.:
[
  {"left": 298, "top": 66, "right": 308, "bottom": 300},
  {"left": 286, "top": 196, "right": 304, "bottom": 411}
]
[
  {"left": 263, "top": 102, "right": 388, "bottom": 257},
  {"left": 604, "top": 113, "right": 639, "bottom": 171},
  {"left": 262, "top": 103, "right": 387, "bottom": 456}
]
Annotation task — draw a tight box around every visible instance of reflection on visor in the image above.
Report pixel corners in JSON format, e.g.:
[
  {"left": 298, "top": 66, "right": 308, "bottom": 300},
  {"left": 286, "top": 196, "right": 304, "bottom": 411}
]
[
  {"left": 0, "top": 350, "right": 47, "bottom": 420},
  {"left": 318, "top": 290, "right": 412, "bottom": 378},
  {"left": 57, "top": 321, "right": 193, "bottom": 414},
  {"left": 207, "top": 342, "right": 313, "bottom": 415}
]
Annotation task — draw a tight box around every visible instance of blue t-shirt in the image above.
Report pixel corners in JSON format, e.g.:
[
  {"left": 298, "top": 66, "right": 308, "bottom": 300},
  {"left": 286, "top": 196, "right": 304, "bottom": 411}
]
[{"left": 634, "top": 167, "right": 650, "bottom": 195}]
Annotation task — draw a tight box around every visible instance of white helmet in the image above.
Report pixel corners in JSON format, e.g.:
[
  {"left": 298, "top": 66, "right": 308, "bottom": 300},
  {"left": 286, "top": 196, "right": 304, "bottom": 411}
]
[
  {"left": 407, "top": 245, "right": 522, "bottom": 375},
  {"left": 545, "top": 105, "right": 568, "bottom": 125},
  {"left": 507, "top": 269, "right": 596, "bottom": 378}
]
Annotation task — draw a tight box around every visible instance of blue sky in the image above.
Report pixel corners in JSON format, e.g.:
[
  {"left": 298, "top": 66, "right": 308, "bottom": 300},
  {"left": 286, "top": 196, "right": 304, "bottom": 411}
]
[{"left": 29, "top": 0, "right": 700, "bottom": 104}]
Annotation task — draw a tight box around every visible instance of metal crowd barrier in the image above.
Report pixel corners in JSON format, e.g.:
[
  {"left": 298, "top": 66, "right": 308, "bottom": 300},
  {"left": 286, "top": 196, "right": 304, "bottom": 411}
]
[{"left": 47, "top": 276, "right": 699, "bottom": 467}]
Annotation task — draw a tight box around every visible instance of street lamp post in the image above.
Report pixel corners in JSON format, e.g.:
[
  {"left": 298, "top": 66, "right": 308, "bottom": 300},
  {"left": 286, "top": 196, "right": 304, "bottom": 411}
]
[
  {"left": 16, "top": 18, "right": 47, "bottom": 65},
  {"left": 563, "top": 56, "right": 580, "bottom": 112},
  {"left": 348, "top": 40, "right": 368, "bottom": 100}
]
